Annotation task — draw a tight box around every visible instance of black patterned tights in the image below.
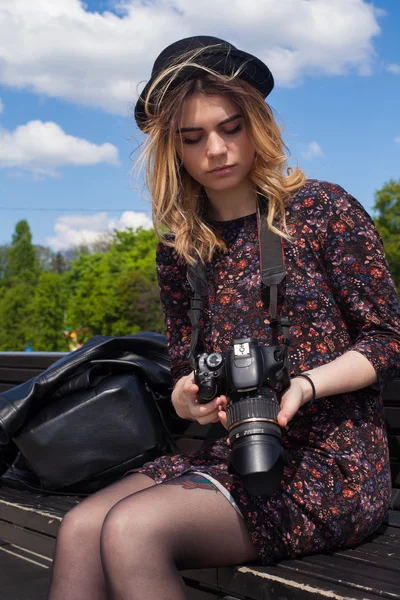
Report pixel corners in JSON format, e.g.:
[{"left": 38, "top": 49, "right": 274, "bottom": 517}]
[{"left": 47, "top": 472, "right": 259, "bottom": 600}]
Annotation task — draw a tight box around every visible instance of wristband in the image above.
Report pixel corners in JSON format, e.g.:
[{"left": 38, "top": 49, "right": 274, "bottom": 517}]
[{"left": 294, "top": 373, "right": 316, "bottom": 406}]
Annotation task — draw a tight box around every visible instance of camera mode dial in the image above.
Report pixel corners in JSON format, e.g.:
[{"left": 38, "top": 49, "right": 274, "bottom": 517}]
[{"left": 206, "top": 353, "right": 223, "bottom": 369}]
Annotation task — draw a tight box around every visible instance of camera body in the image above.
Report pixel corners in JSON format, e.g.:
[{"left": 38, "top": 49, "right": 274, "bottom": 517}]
[
  {"left": 195, "top": 338, "right": 289, "bottom": 402},
  {"left": 194, "top": 338, "right": 290, "bottom": 495}
]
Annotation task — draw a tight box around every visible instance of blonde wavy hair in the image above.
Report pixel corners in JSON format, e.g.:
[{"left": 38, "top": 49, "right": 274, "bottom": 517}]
[{"left": 134, "top": 44, "right": 306, "bottom": 265}]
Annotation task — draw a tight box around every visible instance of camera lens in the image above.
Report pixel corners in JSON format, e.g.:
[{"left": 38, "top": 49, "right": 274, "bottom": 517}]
[{"left": 227, "top": 391, "right": 284, "bottom": 495}]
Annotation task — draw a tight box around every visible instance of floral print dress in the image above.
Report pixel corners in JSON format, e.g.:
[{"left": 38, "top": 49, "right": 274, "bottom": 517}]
[{"left": 134, "top": 180, "right": 400, "bottom": 565}]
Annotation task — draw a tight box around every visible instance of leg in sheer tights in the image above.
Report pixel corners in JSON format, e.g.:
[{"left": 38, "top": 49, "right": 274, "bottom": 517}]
[
  {"left": 48, "top": 473, "right": 155, "bottom": 600},
  {"left": 100, "top": 473, "right": 260, "bottom": 600}
]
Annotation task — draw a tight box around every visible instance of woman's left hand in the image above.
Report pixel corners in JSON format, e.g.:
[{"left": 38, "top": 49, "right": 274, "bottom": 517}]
[
  {"left": 218, "top": 378, "right": 310, "bottom": 430},
  {"left": 277, "top": 378, "right": 308, "bottom": 427},
  {"left": 217, "top": 396, "right": 229, "bottom": 429}
]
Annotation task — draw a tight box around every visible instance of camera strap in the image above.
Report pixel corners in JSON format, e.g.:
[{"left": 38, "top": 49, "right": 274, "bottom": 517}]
[{"left": 187, "top": 195, "right": 290, "bottom": 371}]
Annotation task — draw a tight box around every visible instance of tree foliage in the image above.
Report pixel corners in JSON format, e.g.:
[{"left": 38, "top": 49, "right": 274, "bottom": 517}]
[
  {"left": 0, "top": 221, "right": 164, "bottom": 351},
  {"left": 372, "top": 178, "right": 400, "bottom": 292},
  {"left": 7, "top": 220, "right": 40, "bottom": 286},
  {"left": 26, "top": 272, "right": 69, "bottom": 352}
]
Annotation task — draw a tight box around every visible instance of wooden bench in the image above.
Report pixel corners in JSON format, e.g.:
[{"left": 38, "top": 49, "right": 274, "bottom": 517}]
[{"left": 0, "top": 351, "right": 399, "bottom": 599}]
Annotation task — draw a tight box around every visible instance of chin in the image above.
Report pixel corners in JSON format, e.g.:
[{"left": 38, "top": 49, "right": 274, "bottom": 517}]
[{"left": 206, "top": 176, "right": 246, "bottom": 192}]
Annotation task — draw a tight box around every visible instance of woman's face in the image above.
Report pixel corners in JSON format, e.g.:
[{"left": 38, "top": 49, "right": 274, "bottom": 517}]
[{"left": 176, "top": 93, "right": 256, "bottom": 193}]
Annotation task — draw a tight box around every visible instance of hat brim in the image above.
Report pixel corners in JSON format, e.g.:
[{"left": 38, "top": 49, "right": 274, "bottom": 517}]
[{"left": 134, "top": 46, "right": 274, "bottom": 131}]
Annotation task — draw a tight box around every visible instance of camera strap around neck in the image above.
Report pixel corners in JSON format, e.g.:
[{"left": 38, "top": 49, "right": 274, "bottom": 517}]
[{"left": 186, "top": 195, "right": 290, "bottom": 371}]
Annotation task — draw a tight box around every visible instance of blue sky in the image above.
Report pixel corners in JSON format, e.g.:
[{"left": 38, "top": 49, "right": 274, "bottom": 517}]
[{"left": 0, "top": 0, "right": 399, "bottom": 250}]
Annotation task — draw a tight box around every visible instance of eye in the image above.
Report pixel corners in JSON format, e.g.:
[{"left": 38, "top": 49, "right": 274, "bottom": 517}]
[
  {"left": 224, "top": 123, "right": 242, "bottom": 135},
  {"left": 182, "top": 137, "right": 202, "bottom": 145}
]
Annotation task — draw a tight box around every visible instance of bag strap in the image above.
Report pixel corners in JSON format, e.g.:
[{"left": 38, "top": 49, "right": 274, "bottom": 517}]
[{"left": 187, "top": 195, "right": 291, "bottom": 368}]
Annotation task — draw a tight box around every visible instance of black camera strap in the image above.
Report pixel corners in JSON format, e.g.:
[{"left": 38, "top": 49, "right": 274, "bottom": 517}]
[{"left": 187, "top": 195, "right": 291, "bottom": 371}]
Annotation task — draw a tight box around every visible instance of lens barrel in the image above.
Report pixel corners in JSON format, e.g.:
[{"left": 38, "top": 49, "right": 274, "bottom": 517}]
[{"left": 227, "top": 393, "right": 284, "bottom": 496}]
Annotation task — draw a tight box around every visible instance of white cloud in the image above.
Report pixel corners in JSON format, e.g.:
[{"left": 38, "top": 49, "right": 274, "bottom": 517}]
[
  {"left": 0, "top": 98, "right": 4, "bottom": 114},
  {"left": 0, "top": 0, "right": 382, "bottom": 115},
  {"left": 301, "top": 141, "right": 324, "bottom": 160},
  {"left": 46, "top": 210, "right": 153, "bottom": 250},
  {"left": 395, "top": 137, "right": 400, "bottom": 144},
  {"left": 387, "top": 64, "right": 400, "bottom": 75},
  {"left": 0, "top": 120, "right": 119, "bottom": 177}
]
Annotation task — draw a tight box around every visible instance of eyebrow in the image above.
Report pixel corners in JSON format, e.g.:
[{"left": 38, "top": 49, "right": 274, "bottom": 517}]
[{"left": 176, "top": 113, "right": 242, "bottom": 134}]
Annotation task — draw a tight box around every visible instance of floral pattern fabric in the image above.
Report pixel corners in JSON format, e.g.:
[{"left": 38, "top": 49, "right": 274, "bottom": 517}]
[{"left": 134, "top": 180, "right": 400, "bottom": 565}]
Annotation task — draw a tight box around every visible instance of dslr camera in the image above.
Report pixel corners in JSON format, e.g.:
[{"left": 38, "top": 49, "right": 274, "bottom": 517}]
[{"left": 194, "top": 337, "right": 290, "bottom": 495}]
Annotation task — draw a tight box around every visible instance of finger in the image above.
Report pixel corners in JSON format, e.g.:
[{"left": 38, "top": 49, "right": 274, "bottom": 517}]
[
  {"left": 191, "top": 397, "right": 221, "bottom": 419},
  {"left": 277, "top": 410, "right": 288, "bottom": 428},
  {"left": 184, "top": 379, "right": 199, "bottom": 394},
  {"left": 198, "top": 415, "right": 220, "bottom": 425},
  {"left": 218, "top": 409, "right": 228, "bottom": 430},
  {"left": 182, "top": 386, "right": 199, "bottom": 403},
  {"left": 198, "top": 408, "right": 221, "bottom": 425},
  {"left": 278, "top": 395, "right": 301, "bottom": 427},
  {"left": 184, "top": 371, "right": 199, "bottom": 389},
  {"left": 218, "top": 395, "right": 228, "bottom": 409}
]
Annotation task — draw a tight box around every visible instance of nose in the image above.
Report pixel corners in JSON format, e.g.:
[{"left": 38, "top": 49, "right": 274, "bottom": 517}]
[{"left": 206, "top": 132, "right": 228, "bottom": 158}]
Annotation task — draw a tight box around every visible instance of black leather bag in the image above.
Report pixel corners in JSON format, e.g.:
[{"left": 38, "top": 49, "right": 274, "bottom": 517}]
[{"left": 0, "top": 333, "right": 175, "bottom": 493}]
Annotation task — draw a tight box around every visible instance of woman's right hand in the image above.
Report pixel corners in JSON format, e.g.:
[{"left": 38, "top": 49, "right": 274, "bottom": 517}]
[{"left": 171, "top": 372, "right": 227, "bottom": 425}]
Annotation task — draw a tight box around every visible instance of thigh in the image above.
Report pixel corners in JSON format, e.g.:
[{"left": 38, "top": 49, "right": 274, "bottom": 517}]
[
  {"left": 103, "top": 473, "right": 260, "bottom": 569},
  {"left": 63, "top": 473, "right": 155, "bottom": 527}
]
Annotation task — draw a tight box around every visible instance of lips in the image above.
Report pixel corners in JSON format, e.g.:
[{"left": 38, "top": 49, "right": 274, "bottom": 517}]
[{"left": 209, "top": 164, "right": 235, "bottom": 173}]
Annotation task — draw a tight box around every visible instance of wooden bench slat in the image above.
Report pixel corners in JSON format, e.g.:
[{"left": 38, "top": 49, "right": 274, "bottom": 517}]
[
  {"left": 0, "top": 353, "right": 65, "bottom": 370},
  {"left": 277, "top": 558, "right": 400, "bottom": 598},
  {"left": 218, "top": 563, "right": 389, "bottom": 600},
  {"left": 0, "top": 368, "right": 46, "bottom": 384},
  {"left": 0, "top": 520, "right": 56, "bottom": 559},
  {"left": 332, "top": 545, "right": 400, "bottom": 567},
  {"left": 298, "top": 551, "right": 400, "bottom": 584}
]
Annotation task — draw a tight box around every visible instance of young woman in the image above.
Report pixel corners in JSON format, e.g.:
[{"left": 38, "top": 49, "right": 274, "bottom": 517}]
[{"left": 48, "top": 36, "right": 400, "bottom": 600}]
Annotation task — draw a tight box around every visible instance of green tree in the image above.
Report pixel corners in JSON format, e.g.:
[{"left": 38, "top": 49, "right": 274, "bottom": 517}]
[
  {"left": 65, "top": 252, "right": 107, "bottom": 340},
  {"left": 7, "top": 220, "right": 40, "bottom": 286},
  {"left": 0, "top": 282, "right": 34, "bottom": 350},
  {"left": 0, "top": 245, "right": 8, "bottom": 281},
  {"left": 0, "top": 245, "right": 9, "bottom": 302},
  {"left": 66, "top": 228, "right": 162, "bottom": 341},
  {"left": 25, "top": 271, "right": 69, "bottom": 351},
  {"left": 373, "top": 179, "right": 400, "bottom": 292},
  {"left": 0, "top": 222, "right": 42, "bottom": 349},
  {"left": 112, "top": 269, "right": 165, "bottom": 335}
]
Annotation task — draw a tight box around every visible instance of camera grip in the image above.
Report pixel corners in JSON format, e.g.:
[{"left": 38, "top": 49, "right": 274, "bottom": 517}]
[{"left": 194, "top": 370, "right": 218, "bottom": 403}]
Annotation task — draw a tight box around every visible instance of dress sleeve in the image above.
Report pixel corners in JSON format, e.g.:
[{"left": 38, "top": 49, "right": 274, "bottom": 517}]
[
  {"left": 319, "top": 183, "right": 400, "bottom": 390},
  {"left": 156, "top": 238, "right": 197, "bottom": 386}
]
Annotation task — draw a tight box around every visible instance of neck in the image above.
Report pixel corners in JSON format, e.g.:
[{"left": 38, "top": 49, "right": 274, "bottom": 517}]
[{"left": 203, "top": 179, "right": 257, "bottom": 221}]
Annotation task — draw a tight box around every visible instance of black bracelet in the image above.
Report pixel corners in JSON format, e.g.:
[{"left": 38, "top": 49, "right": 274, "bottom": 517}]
[{"left": 294, "top": 373, "right": 316, "bottom": 406}]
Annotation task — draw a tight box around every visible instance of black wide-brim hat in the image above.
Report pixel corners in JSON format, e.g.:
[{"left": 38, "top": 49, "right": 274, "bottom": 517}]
[{"left": 134, "top": 35, "right": 274, "bottom": 131}]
